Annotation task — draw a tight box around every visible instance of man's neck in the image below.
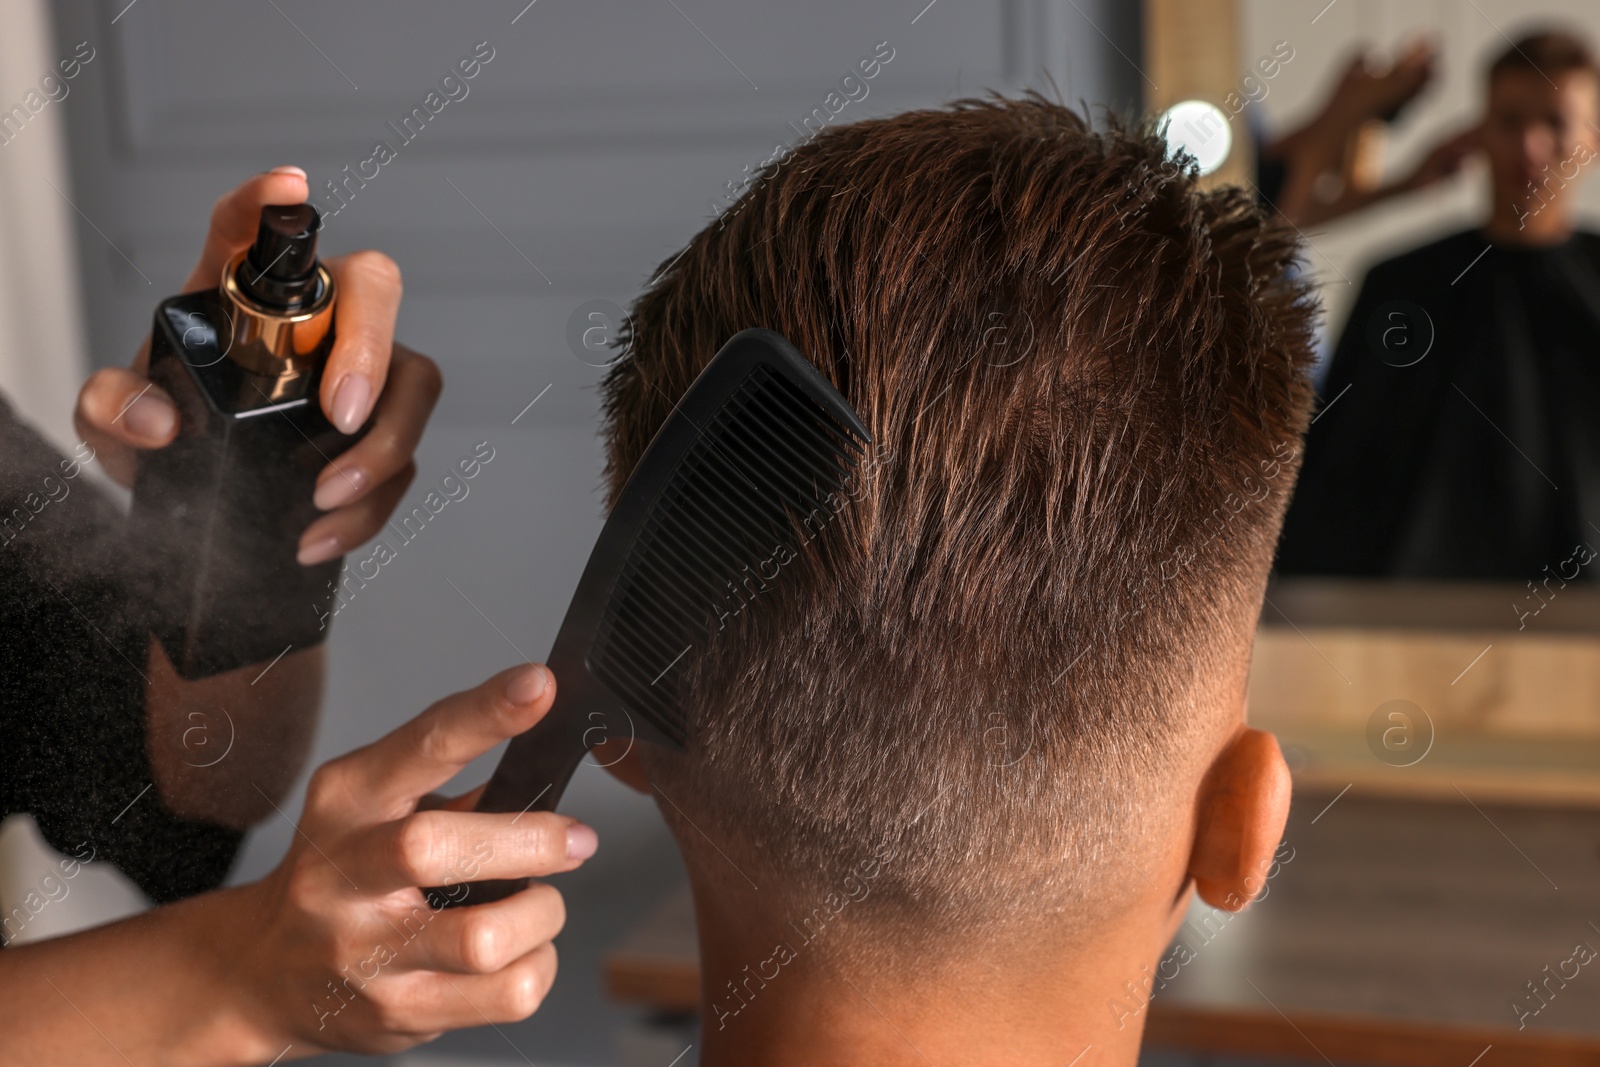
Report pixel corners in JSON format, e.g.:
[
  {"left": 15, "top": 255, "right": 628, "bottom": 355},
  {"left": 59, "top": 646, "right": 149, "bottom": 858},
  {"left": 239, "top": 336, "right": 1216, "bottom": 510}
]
[
  {"left": 1485, "top": 191, "right": 1577, "bottom": 247},
  {"left": 690, "top": 888, "right": 1181, "bottom": 1067}
]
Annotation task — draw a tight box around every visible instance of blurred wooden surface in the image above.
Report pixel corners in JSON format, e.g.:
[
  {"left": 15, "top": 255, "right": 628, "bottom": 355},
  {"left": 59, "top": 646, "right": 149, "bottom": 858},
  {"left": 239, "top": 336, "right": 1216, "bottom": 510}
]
[
  {"left": 1250, "top": 580, "right": 1600, "bottom": 807},
  {"left": 1144, "top": 0, "right": 1254, "bottom": 189},
  {"left": 607, "top": 791, "right": 1600, "bottom": 1064},
  {"left": 607, "top": 890, "right": 698, "bottom": 1013}
]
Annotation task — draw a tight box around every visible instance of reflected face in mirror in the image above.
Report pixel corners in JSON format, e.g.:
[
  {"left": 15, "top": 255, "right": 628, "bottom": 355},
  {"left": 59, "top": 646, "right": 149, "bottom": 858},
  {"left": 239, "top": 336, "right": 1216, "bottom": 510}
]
[{"left": 1483, "top": 68, "right": 1599, "bottom": 225}]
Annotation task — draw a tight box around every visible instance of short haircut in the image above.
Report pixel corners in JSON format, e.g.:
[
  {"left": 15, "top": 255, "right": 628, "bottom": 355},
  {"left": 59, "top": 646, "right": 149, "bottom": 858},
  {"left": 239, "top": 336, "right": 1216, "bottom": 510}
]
[
  {"left": 1488, "top": 28, "right": 1598, "bottom": 86},
  {"left": 600, "top": 93, "right": 1318, "bottom": 943}
]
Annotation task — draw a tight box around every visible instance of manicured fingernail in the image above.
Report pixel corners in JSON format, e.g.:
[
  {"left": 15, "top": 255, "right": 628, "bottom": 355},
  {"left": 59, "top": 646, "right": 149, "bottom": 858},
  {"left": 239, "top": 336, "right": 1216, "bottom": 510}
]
[
  {"left": 504, "top": 665, "right": 549, "bottom": 706},
  {"left": 270, "top": 164, "right": 307, "bottom": 179},
  {"left": 566, "top": 823, "right": 598, "bottom": 861},
  {"left": 331, "top": 374, "right": 372, "bottom": 435},
  {"left": 313, "top": 466, "right": 367, "bottom": 510},
  {"left": 297, "top": 535, "right": 342, "bottom": 566},
  {"left": 122, "top": 391, "right": 176, "bottom": 442}
]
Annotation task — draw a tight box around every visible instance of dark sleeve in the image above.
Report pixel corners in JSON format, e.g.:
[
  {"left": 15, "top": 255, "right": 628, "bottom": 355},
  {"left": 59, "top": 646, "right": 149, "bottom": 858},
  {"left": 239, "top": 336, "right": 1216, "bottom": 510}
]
[
  {"left": 1254, "top": 152, "right": 1288, "bottom": 215},
  {"left": 1274, "top": 262, "right": 1438, "bottom": 576},
  {"left": 0, "top": 396, "right": 244, "bottom": 904}
]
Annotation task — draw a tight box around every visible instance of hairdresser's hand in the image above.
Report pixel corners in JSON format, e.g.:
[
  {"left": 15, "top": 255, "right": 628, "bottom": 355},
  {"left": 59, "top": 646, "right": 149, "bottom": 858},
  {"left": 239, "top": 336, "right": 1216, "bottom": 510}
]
[
  {"left": 212, "top": 663, "right": 595, "bottom": 1057},
  {"left": 1285, "top": 120, "right": 1482, "bottom": 228},
  {"left": 1321, "top": 36, "right": 1437, "bottom": 131},
  {"left": 1397, "top": 122, "right": 1482, "bottom": 193},
  {"left": 73, "top": 165, "right": 441, "bottom": 565},
  {"left": 0, "top": 665, "right": 590, "bottom": 1065},
  {"left": 1265, "top": 36, "right": 1441, "bottom": 227}
]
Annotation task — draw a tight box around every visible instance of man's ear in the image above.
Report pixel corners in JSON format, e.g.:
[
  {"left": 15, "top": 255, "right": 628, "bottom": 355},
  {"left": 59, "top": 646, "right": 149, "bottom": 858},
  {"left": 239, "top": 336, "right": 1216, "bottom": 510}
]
[
  {"left": 1186, "top": 727, "right": 1292, "bottom": 912},
  {"left": 592, "top": 738, "right": 652, "bottom": 793}
]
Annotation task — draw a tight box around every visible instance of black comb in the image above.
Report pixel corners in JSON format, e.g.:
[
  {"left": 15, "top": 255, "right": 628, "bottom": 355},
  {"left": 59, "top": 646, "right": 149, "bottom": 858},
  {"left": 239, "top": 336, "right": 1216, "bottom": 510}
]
[{"left": 439, "top": 328, "right": 871, "bottom": 906}]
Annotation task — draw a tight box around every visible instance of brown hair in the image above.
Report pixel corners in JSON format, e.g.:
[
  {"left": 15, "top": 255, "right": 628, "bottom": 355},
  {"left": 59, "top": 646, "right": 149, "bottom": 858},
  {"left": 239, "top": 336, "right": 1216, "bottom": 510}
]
[
  {"left": 600, "top": 93, "right": 1318, "bottom": 941},
  {"left": 1489, "top": 28, "right": 1598, "bottom": 85}
]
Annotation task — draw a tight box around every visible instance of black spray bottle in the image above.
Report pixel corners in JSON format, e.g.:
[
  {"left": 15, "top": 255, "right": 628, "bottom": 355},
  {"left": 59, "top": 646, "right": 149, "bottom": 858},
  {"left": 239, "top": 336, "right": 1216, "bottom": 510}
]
[{"left": 130, "top": 203, "right": 366, "bottom": 679}]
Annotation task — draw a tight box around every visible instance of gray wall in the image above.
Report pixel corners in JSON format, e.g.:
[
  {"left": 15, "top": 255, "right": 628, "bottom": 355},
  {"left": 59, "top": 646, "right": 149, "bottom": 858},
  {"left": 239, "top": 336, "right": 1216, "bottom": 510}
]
[{"left": 46, "top": 2, "right": 1143, "bottom": 1063}]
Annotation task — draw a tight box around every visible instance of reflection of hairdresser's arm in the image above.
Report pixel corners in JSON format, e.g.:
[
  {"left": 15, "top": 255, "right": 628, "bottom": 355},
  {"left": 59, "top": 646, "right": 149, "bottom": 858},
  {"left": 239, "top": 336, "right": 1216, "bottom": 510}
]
[
  {"left": 1267, "top": 124, "right": 1479, "bottom": 230},
  {"left": 0, "top": 666, "right": 592, "bottom": 1065},
  {"left": 72, "top": 171, "right": 439, "bottom": 828},
  {"left": 0, "top": 396, "right": 246, "bottom": 902},
  {"left": 1257, "top": 38, "right": 1477, "bottom": 230},
  {"left": 142, "top": 639, "right": 325, "bottom": 828}
]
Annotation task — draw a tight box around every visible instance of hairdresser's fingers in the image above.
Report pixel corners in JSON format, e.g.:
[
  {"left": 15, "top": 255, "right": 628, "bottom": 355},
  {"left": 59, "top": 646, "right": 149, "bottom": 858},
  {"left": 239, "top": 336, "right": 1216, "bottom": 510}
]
[
  {"left": 414, "top": 942, "right": 558, "bottom": 1029},
  {"left": 182, "top": 167, "right": 311, "bottom": 293},
  {"left": 320, "top": 251, "right": 404, "bottom": 434},
  {"left": 311, "top": 345, "right": 440, "bottom": 512},
  {"left": 328, "top": 664, "right": 558, "bottom": 818},
  {"left": 395, "top": 881, "right": 568, "bottom": 975},
  {"left": 1440, "top": 123, "right": 1484, "bottom": 160},
  {"left": 73, "top": 367, "right": 178, "bottom": 486},
  {"left": 297, "top": 460, "right": 415, "bottom": 566},
  {"left": 414, "top": 784, "right": 487, "bottom": 813},
  {"left": 351, "top": 810, "right": 592, "bottom": 895},
  {"left": 128, "top": 334, "right": 152, "bottom": 377},
  {"left": 1393, "top": 35, "right": 1437, "bottom": 79},
  {"left": 1404, "top": 124, "right": 1483, "bottom": 191},
  {"left": 415, "top": 784, "right": 489, "bottom": 813}
]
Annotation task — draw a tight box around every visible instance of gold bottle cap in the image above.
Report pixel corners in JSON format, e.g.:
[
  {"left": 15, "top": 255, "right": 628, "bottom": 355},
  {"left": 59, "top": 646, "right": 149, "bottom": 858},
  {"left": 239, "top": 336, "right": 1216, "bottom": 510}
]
[{"left": 220, "top": 249, "right": 336, "bottom": 377}]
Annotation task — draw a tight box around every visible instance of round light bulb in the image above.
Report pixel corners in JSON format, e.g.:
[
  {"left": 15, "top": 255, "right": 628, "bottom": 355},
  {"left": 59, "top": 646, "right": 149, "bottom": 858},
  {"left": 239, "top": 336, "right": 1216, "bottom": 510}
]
[{"left": 1160, "top": 99, "right": 1232, "bottom": 176}]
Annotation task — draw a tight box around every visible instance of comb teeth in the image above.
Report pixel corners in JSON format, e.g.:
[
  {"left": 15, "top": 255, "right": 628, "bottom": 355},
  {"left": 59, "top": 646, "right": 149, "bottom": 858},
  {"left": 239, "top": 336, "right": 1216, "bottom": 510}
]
[{"left": 590, "top": 366, "right": 869, "bottom": 747}]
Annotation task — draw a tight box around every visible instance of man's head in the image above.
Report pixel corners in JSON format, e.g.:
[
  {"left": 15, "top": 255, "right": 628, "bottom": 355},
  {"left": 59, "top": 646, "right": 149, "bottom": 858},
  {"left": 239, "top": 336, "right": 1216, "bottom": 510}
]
[
  {"left": 599, "top": 95, "right": 1317, "bottom": 968},
  {"left": 1483, "top": 28, "right": 1600, "bottom": 228}
]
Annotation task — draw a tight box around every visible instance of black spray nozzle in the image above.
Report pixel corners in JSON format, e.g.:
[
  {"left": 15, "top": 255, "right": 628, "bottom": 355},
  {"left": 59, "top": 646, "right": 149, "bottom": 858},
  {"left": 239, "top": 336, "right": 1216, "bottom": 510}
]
[{"left": 238, "top": 203, "right": 325, "bottom": 309}]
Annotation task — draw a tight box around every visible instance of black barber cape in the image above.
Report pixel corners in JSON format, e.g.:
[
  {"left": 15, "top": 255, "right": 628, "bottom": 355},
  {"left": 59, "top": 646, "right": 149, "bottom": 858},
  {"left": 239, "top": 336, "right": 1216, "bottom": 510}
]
[
  {"left": 1276, "top": 229, "right": 1600, "bottom": 581},
  {"left": 0, "top": 395, "right": 242, "bottom": 912}
]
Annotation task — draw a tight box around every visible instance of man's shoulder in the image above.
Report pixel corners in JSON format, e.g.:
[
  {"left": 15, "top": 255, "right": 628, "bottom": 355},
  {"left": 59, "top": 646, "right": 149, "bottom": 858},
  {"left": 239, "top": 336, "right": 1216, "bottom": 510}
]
[
  {"left": 1359, "top": 229, "right": 1485, "bottom": 288},
  {"left": 1572, "top": 228, "right": 1600, "bottom": 259}
]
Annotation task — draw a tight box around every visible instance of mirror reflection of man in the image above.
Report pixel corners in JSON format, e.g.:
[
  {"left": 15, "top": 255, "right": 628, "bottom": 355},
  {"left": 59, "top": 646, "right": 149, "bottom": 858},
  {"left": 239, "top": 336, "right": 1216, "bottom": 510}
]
[{"left": 1276, "top": 29, "right": 1600, "bottom": 582}]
